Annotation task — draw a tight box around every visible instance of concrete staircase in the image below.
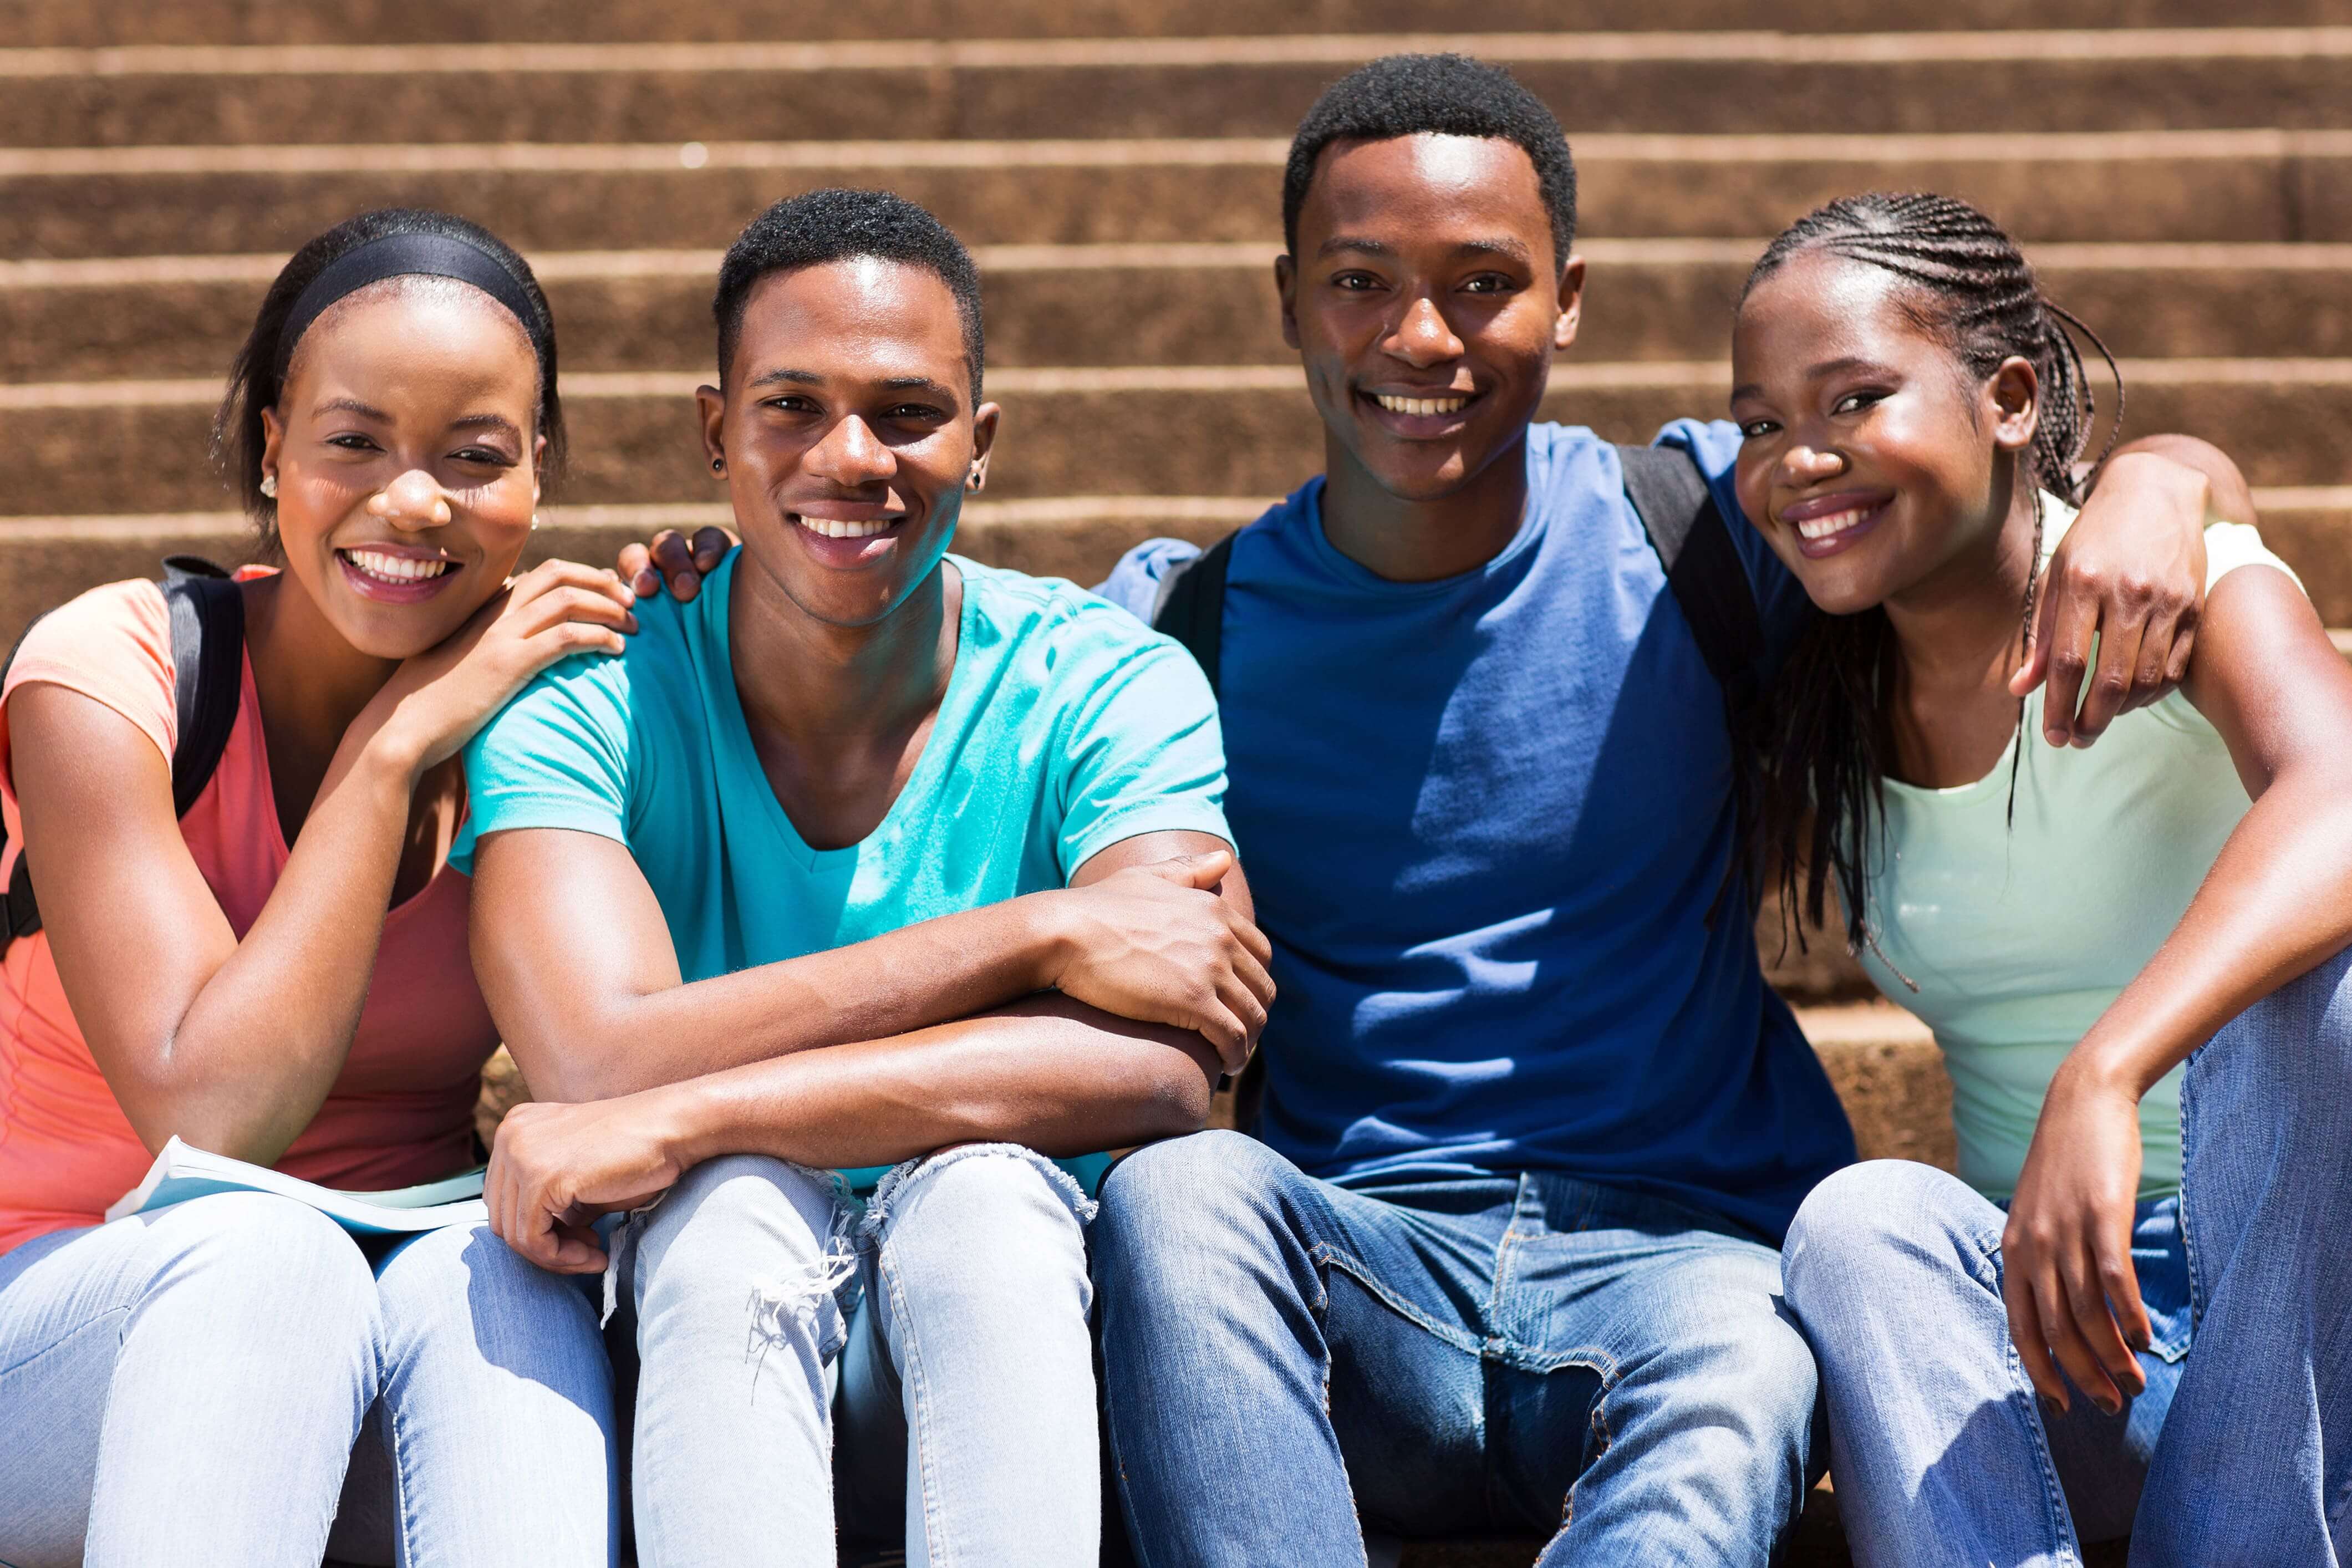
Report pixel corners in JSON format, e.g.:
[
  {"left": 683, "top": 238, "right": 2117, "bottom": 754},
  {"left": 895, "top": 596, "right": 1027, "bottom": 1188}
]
[{"left": 6, "top": 7, "right": 2342, "bottom": 1563}]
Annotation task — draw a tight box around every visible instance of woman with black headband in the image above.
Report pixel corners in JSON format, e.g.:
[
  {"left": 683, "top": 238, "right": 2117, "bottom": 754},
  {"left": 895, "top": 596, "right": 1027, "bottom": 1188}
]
[{"left": 0, "top": 211, "right": 634, "bottom": 1565}]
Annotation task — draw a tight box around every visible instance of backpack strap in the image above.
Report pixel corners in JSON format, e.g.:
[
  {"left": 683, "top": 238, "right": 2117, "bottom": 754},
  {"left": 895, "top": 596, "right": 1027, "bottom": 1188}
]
[
  {"left": 159, "top": 557, "right": 246, "bottom": 818},
  {"left": 1616, "top": 443, "right": 1768, "bottom": 919},
  {"left": 1149, "top": 532, "right": 1238, "bottom": 696},
  {"left": 1616, "top": 444, "right": 1765, "bottom": 711},
  {"left": 0, "top": 558, "right": 245, "bottom": 957}
]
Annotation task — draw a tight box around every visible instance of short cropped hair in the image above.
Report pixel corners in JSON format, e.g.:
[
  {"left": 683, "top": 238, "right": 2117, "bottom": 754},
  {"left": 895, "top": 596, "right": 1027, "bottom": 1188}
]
[
  {"left": 712, "top": 187, "right": 985, "bottom": 396},
  {"left": 1282, "top": 54, "right": 1577, "bottom": 267}
]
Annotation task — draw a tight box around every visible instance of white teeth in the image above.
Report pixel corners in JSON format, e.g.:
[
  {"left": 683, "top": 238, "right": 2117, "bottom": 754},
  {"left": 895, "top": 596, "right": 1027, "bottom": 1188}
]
[
  {"left": 342, "top": 549, "right": 455, "bottom": 583},
  {"left": 1796, "top": 507, "right": 1872, "bottom": 541},
  {"left": 1374, "top": 393, "right": 1469, "bottom": 416},
  {"left": 797, "top": 517, "right": 894, "bottom": 539}
]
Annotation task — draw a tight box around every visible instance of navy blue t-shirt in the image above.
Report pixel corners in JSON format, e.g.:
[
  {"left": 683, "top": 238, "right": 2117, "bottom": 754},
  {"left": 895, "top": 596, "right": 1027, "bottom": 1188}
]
[{"left": 1098, "top": 420, "right": 1855, "bottom": 1240}]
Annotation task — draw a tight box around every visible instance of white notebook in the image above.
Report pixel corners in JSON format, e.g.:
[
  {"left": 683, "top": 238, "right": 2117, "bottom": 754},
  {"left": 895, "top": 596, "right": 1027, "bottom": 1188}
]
[{"left": 107, "top": 1136, "right": 488, "bottom": 1236}]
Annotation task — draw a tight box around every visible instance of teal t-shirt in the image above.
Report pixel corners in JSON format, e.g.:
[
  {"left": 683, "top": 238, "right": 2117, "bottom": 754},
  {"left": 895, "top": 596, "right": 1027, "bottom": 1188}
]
[
  {"left": 453, "top": 550, "right": 1233, "bottom": 1192},
  {"left": 1857, "top": 507, "right": 2301, "bottom": 1202}
]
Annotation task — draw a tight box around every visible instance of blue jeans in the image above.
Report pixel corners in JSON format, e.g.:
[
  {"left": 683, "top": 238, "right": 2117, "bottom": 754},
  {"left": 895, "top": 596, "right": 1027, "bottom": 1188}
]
[
  {"left": 1783, "top": 945, "right": 2352, "bottom": 1566},
  {"left": 0, "top": 1195, "right": 617, "bottom": 1568},
  {"left": 1092, "top": 1131, "right": 1821, "bottom": 1566},
  {"left": 610, "top": 1144, "right": 1100, "bottom": 1567}
]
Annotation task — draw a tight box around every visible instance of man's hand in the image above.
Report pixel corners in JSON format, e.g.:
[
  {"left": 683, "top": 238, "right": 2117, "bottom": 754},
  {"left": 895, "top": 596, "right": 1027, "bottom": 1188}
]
[
  {"left": 2010, "top": 450, "right": 2210, "bottom": 747},
  {"left": 1042, "top": 849, "right": 1275, "bottom": 1075},
  {"left": 486, "top": 1093, "right": 690, "bottom": 1274},
  {"left": 2000, "top": 1061, "right": 2152, "bottom": 1418},
  {"left": 618, "top": 526, "right": 735, "bottom": 603}
]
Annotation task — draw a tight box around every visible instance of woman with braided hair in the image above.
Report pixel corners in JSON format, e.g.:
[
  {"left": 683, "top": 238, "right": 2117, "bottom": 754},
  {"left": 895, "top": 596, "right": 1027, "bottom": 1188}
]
[{"left": 1739, "top": 192, "right": 2352, "bottom": 1564}]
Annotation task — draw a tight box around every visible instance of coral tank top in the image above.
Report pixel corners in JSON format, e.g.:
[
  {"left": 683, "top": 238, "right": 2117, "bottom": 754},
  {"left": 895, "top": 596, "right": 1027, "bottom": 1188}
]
[{"left": 0, "top": 575, "right": 497, "bottom": 1255}]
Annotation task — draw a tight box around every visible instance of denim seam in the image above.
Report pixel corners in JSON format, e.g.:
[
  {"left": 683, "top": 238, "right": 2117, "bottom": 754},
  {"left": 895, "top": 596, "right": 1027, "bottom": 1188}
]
[
  {"left": 1981, "top": 1215, "right": 2084, "bottom": 1568},
  {"left": 1555, "top": 1350, "right": 1623, "bottom": 1536},
  {"left": 2176, "top": 1062, "right": 2209, "bottom": 1332},
  {"left": 878, "top": 1246, "right": 953, "bottom": 1568},
  {"left": 0, "top": 1300, "right": 128, "bottom": 1383},
  {"left": 1310, "top": 1244, "right": 1484, "bottom": 1358},
  {"left": 386, "top": 1386, "right": 421, "bottom": 1568}
]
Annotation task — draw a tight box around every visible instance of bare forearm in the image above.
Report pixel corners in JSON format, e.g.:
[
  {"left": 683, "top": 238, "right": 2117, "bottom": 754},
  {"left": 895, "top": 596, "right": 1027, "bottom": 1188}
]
[
  {"left": 2072, "top": 774, "right": 2352, "bottom": 1097},
  {"left": 2105, "top": 435, "right": 2257, "bottom": 527},
  {"left": 633, "top": 997, "right": 1218, "bottom": 1172},
  {"left": 115, "top": 737, "right": 421, "bottom": 1159},
  {"left": 496, "top": 894, "right": 1075, "bottom": 1102}
]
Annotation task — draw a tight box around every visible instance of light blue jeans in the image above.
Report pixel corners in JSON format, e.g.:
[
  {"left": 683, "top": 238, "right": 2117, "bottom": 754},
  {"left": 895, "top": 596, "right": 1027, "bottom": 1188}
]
[
  {"left": 1092, "top": 1130, "right": 1824, "bottom": 1566},
  {"left": 609, "top": 1143, "right": 1099, "bottom": 1567},
  {"left": 0, "top": 1193, "right": 617, "bottom": 1568},
  {"left": 1783, "top": 945, "right": 2352, "bottom": 1567}
]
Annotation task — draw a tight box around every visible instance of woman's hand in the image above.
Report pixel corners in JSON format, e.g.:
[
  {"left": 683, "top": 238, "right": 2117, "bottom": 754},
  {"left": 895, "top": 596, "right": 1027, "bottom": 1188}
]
[
  {"left": 366, "top": 559, "right": 637, "bottom": 771},
  {"left": 2002, "top": 1058, "right": 2151, "bottom": 1416},
  {"left": 486, "top": 1092, "right": 690, "bottom": 1274},
  {"left": 1040, "top": 849, "right": 1275, "bottom": 1075}
]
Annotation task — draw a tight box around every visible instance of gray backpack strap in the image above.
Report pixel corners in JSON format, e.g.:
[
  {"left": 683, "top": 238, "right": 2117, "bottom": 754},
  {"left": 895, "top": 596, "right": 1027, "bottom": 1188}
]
[
  {"left": 1616, "top": 444, "right": 1768, "bottom": 919},
  {"left": 1149, "top": 533, "right": 1239, "bottom": 697}
]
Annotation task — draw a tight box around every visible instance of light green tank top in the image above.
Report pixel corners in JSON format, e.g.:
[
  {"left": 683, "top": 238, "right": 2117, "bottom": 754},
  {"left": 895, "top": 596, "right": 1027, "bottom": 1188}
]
[{"left": 1855, "top": 503, "right": 2300, "bottom": 1200}]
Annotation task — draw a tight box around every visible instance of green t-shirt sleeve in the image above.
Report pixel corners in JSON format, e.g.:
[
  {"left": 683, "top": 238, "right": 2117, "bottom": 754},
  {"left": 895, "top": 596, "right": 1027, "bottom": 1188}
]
[
  {"left": 1053, "top": 630, "right": 1234, "bottom": 879},
  {"left": 450, "top": 654, "right": 634, "bottom": 875}
]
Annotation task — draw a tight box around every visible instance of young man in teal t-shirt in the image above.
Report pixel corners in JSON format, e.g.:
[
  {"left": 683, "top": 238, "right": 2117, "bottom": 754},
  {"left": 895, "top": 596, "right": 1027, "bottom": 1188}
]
[{"left": 457, "top": 191, "right": 1272, "bottom": 1564}]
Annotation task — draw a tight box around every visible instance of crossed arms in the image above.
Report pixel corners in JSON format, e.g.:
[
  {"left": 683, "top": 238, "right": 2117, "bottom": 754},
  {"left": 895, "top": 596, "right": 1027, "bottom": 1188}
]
[{"left": 469, "top": 823, "right": 1271, "bottom": 1271}]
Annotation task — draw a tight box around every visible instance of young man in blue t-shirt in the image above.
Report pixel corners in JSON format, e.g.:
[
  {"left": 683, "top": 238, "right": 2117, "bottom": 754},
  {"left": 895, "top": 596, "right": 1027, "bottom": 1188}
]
[
  {"left": 1079, "top": 57, "right": 2253, "bottom": 1565},
  {"left": 457, "top": 191, "right": 1273, "bottom": 1564}
]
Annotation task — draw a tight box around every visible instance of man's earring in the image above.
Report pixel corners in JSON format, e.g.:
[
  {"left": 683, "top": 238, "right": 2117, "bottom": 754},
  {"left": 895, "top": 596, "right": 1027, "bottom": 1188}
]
[
  {"left": 530, "top": 513, "right": 541, "bottom": 531},
  {"left": 711, "top": 457, "right": 724, "bottom": 474},
  {"left": 258, "top": 474, "right": 278, "bottom": 499}
]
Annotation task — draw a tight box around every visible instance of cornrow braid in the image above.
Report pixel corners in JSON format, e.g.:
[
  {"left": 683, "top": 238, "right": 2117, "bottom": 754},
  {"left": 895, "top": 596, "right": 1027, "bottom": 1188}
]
[{"left": 1742, "top": 192, "right": 2125, "bottom": 973}]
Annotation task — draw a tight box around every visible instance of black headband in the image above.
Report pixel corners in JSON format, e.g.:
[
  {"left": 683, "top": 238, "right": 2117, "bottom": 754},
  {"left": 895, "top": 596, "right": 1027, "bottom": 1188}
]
[{"left": 273, "top": 231, "right": 547, "bottom": 385}]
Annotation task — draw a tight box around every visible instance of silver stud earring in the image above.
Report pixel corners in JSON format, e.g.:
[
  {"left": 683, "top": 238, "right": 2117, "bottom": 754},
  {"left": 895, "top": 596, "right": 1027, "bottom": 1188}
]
[
  {"left": 530, "top": 513, "right": 541, "bottom": 531},
  {"left": 258, "top": 474, "right": 278, "bottom": 499}
]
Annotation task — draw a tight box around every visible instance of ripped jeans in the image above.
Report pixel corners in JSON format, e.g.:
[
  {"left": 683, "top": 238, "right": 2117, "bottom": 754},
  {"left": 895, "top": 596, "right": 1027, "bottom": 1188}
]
[{"left": 605, "top": 1145, "right": 1100, "bottom": 1568}]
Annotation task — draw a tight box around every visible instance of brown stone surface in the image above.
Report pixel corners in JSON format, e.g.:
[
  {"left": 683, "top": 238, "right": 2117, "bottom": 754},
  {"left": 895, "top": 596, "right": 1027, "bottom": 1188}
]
[
  {"left": 13, "top": 136, "right": 2352, "bottom": 261},
  {"left": 472, "top": 1046, "right": 528, "bottom": 1154},
  {"left": 12, "top": 48, "right": 2352, "bottom": 149},
  {"left": 1815, "top": 1034, "right": 1959, "bottom": 1172},
  {"left": 9, "top": 0, "right": 2352, "bottom": 46}
]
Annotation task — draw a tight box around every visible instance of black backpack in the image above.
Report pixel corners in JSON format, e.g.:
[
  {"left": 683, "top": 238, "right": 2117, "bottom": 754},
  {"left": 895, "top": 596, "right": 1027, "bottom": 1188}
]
[
  {"left": 1149, "top": 444, "right": 1766, "bottom": 918},
  {"left": 1, "top": 557, "right": 247, "bottom": 957}
]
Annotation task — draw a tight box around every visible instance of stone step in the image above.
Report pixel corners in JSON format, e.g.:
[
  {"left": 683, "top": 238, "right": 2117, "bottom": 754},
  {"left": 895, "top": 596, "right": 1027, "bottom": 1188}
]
[
  {"left": 9, "top": 31, "right": 2352, "bottom": 147},
  {"left": 13, "top": 0, "right": 2351, "bottom": 47},
  {"left": 8, "top": 131, "right": 2351, "bottom": 260},
  {"left": 11, "top": 241, "right": 2352, "bottom": 384},
  {"left": 2, "top": 483, "right": 2344, "bottom": 654},
  {"left": 4, "top": 360, "right": 2346, "bottom": 520}
]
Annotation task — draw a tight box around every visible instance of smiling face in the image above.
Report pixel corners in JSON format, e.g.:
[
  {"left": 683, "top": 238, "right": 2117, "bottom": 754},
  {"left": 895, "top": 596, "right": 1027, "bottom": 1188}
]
[
  {"left": 699, "top": 257, "right": 997, "bottom": 630},
  {"left": 259, "top": 279, "right": 543, "bottom": 659},
  {"left": 1729, "top": 251, "right": 2040, "bottom": 617},
  {"left": 1279, "top": 132, "right": 1580, "bottom": 504}
]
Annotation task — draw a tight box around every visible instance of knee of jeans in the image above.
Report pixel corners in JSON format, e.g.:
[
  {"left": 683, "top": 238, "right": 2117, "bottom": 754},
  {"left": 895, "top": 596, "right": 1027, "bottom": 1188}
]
[
  {"left": 374, "top": 1221, "right": 588, "bottom": 1335},
  {"left": 150, "top": 1192, "right": 379, "bottom": 1340},
  {"left": 1647, "top": 1288, "right": 1822, "bottom": 1450},
  {"left": 867, "top": 1145, "right": 1089, "bottom": 1265},
  {"left": 1781, "top": 1159, "right": 1972, "bottom": 1315},
  {"left": 632, "top": 1154, "right": 853, "bottom": 1353},
  {"left": 639, "top": 1153, "right": 843, "bottom": 1254},
  {"left": 1092, "top": 1129, "right": 1281, "bottom": 1276}
]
